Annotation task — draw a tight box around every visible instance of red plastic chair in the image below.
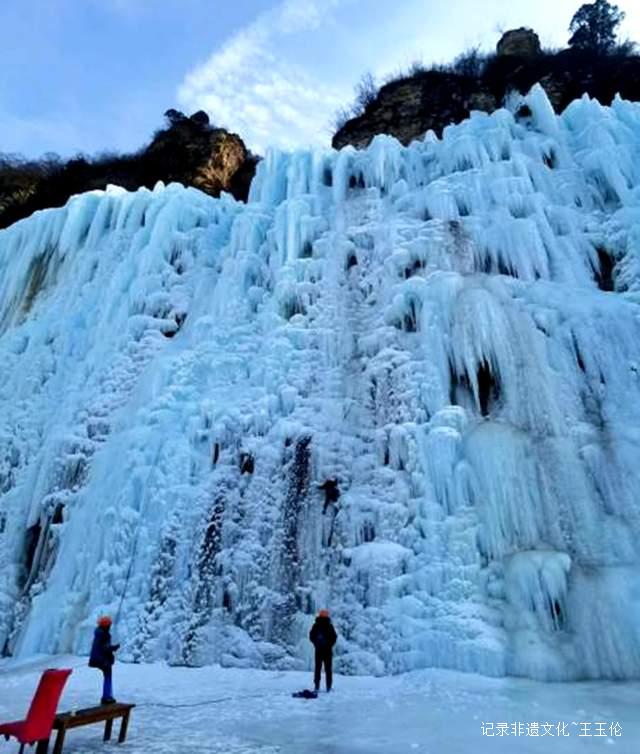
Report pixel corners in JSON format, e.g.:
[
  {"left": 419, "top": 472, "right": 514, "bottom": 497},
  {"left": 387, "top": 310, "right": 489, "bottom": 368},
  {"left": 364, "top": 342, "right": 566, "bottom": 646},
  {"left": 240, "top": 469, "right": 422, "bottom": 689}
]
[{"left": 0, "top": 668, "right": 72, "bottom": 753}]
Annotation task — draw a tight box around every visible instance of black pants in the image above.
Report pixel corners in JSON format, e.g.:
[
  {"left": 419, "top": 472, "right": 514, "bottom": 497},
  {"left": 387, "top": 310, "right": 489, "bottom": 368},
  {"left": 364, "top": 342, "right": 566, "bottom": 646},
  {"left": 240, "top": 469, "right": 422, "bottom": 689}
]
[{"left": 314, "top": 649, "right": 333, "bottom": 691}]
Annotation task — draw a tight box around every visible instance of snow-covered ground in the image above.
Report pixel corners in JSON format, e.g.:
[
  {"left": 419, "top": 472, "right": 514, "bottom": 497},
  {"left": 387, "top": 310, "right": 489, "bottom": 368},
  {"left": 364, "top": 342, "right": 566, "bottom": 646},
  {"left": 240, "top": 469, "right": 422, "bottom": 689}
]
[{"left": 1, "top": 656, "right": 639, "bottom": 752}]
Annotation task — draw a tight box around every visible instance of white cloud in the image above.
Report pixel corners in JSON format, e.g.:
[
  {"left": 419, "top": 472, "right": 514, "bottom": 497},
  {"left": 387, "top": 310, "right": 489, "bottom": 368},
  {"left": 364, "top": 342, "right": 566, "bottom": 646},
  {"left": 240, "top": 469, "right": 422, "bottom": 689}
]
[{"left": 177, "top": 0, "right": 350, "bottom": 153}]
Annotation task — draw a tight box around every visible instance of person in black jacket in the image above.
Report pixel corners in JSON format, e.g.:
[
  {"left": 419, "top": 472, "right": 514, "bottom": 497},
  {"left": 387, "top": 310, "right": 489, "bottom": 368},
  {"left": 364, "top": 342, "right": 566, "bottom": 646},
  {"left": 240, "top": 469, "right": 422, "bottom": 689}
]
[
  {"left": 309, "top": 609, "right": 337, "bottom": 692},
  {"left": 89, "top": 615, "right": 120, "bottom": 704}
]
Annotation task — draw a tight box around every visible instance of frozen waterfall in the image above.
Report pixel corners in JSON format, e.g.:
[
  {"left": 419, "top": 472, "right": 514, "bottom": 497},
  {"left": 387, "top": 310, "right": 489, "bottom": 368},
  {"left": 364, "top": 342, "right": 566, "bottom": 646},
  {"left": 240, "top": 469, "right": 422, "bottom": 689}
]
[{"left": 1, "top": 85, "right": 640, "bottom": 681}]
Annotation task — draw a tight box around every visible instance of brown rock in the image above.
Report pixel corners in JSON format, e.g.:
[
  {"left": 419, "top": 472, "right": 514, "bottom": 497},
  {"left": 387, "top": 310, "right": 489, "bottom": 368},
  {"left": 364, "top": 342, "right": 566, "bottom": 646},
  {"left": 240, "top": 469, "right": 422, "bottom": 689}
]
[
  {"left": 332, "top": 72, "right": 492, "bottom": 150},
  {"left": 496, "top": 28, "right": 542, "bottom": 58},
  {"left": 192, "top": 132, "right": 248, "bottom": 197},
  {"left": 139, "top": 117, "right": 257, "bottom": 201}
]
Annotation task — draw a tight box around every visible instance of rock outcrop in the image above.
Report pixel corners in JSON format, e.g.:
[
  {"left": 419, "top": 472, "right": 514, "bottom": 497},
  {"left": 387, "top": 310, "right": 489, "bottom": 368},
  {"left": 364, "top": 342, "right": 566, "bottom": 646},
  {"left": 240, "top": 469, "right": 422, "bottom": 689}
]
[
  {"left": 144, "top": 113, "right": 257, "bottom": 200},
  {"left": 333, "top": 73, "right": 498, "bottom": 151},
  {"left": 0, "top": 111, "right": 258, "bottom": 230},
  {"left": 333, "top": 32, "right": 640, "bottom": 151},
  {"left": 496, "top": 28, "right": 542, "bottom": 58}
]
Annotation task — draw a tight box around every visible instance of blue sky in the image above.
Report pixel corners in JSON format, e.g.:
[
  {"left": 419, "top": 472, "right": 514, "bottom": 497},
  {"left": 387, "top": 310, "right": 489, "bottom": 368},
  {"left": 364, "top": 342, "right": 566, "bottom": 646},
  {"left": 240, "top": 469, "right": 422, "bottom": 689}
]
[{"left": 1, "top": 0, "right": 639, "bottom": 158}]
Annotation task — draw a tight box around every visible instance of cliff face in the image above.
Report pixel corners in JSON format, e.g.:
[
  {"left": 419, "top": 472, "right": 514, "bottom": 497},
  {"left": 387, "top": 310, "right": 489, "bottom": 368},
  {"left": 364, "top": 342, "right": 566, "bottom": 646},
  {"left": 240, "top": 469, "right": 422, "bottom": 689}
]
[
  {"left": 333, "top": 38, "right": 640, "bottom": 150},
  {"left": 0, "top": 112, "right": 258, "bottom": 230}
]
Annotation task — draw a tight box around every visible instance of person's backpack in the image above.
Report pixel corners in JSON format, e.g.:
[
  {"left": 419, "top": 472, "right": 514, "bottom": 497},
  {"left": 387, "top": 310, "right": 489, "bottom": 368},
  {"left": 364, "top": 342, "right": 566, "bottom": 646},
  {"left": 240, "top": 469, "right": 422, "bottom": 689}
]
[{"left": 292, "top": 689, "right": 318, "bottom": 699}]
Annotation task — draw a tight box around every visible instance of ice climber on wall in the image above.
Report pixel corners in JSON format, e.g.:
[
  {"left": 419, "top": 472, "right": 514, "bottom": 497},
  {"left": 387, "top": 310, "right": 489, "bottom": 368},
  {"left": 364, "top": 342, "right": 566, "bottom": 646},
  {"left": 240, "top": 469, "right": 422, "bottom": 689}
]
[
  {"left": 310, "top": 609, "right": 337, "bottom": 692},
  {"left": 89, "top": 615, "right": 120, "bottom": 704}
]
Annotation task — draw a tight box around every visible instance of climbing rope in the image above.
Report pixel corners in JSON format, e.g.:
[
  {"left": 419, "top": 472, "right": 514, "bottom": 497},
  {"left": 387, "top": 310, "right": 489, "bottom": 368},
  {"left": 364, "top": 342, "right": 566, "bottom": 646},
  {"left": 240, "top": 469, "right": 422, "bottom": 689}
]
[
  {"left": 132, "top": 670, "right": 289, "bottom": 708},
  {"left": 135, "top": 692, "right": 285, "bottom": 709}
]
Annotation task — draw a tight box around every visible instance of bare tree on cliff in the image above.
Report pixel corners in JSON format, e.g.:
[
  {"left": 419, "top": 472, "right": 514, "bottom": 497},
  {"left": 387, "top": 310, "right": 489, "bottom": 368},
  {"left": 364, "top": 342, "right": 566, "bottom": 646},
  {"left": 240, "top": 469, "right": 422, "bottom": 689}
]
[
  {"left": 332, "top": 72, "right": 378, "bottom": 131},
  {"left": 354, "top": 73, "right": 377, "bottom": 115},
  {"left": 568, "top": 0, "right": 625, "bottom": 54}
]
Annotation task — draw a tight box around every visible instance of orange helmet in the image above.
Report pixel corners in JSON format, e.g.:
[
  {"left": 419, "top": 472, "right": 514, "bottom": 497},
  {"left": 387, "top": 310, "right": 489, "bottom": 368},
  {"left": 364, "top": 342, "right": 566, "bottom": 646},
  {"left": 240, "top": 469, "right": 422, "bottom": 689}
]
[
  {"left": 97, "top": 615, "right": 112, "bottom": 628},
  {"left": 318, "top": 609, "right": 330, "bottom": 618}
]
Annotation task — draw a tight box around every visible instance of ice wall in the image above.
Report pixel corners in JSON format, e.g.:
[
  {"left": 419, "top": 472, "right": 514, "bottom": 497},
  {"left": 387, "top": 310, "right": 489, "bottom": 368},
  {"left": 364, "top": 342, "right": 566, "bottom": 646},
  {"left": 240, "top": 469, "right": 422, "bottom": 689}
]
[{"left": 1, "top": 86, "right": 640, "bottom": 680}]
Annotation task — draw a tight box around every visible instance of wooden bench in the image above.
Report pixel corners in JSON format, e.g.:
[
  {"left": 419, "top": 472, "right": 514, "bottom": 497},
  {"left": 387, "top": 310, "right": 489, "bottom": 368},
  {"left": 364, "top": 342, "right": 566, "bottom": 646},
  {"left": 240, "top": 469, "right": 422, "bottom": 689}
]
[{"left": 49, "top": 703, "right": 135, "bottom": 754}]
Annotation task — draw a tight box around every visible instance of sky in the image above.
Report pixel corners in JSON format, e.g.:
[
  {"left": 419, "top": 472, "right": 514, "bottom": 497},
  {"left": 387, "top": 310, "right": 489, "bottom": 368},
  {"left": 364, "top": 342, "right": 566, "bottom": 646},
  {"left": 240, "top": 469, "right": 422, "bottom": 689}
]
[{"left": 1, "top": 0, "right": 639, "bottom": 158}]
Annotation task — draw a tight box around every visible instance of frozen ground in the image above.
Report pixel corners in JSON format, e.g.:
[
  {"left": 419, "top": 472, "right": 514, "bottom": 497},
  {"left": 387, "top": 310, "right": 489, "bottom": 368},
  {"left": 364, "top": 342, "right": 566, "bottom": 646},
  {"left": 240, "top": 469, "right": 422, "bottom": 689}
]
[{"left": 1, "top": 656, "right": 639, "bottom": 753}]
